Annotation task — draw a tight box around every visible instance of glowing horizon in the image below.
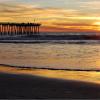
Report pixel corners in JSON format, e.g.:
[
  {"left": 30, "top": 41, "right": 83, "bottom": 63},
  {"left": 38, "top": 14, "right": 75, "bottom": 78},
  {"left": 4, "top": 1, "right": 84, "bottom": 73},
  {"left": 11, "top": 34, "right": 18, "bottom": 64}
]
[{"left": 0, "top": 0, "right": 100, "bottom": 32}]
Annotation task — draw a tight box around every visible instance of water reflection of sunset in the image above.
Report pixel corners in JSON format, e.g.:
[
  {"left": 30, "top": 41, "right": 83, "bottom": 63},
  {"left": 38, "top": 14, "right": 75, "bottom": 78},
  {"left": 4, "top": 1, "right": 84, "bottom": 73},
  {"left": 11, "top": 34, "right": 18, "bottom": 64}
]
[
  {"left": 0, "top": 43, "right": 100, "bottom": 70},
  {"left": 0, "top": 65, "right": 100, "bottom": 84}
]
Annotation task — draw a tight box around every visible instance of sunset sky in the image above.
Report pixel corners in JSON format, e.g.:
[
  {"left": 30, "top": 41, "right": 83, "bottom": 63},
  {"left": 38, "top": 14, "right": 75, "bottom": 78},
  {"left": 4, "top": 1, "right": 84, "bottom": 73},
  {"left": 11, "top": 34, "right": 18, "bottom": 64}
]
[{"left": 0, "top": 0, "right": 100, "bottom": 32}]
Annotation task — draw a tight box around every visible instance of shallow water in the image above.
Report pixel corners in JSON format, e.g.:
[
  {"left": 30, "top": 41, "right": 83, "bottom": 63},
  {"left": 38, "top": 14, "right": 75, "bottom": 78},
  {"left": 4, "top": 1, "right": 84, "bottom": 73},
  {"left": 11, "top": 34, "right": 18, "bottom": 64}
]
[
  {"left": 0, "top": 41, "right": 100, "bottom": 70},
  {"left": 0, "top": 37, "right": 100, "bottom": 84}
]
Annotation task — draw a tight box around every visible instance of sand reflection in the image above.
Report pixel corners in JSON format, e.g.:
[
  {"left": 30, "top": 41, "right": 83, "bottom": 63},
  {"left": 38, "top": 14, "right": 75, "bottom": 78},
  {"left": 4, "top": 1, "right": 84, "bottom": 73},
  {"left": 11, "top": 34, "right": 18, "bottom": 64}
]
[{"left": 0, "top": 65, "right": 100, "bottom": 84}]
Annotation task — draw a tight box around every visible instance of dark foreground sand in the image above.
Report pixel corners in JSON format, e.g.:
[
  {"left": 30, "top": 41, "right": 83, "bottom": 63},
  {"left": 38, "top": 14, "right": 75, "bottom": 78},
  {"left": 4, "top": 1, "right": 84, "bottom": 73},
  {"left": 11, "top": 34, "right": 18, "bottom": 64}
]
[{"left": 0, "top": 72, "right": 100, "bottom": 99}]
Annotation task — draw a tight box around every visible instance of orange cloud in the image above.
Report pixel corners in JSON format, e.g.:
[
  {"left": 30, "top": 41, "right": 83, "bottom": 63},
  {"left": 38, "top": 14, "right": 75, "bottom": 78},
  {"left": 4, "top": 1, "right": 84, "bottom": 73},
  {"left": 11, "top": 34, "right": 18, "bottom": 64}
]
[{"left": 0, "top": 3, "right": 100, "bottom": 32}]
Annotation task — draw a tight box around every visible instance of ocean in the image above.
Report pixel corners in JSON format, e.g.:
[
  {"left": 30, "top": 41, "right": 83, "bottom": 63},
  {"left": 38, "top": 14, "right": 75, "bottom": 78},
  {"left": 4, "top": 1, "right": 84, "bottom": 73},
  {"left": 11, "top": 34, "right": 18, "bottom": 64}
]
[{"left": 0, "top": 32, "right": 100, "bottom": 84}]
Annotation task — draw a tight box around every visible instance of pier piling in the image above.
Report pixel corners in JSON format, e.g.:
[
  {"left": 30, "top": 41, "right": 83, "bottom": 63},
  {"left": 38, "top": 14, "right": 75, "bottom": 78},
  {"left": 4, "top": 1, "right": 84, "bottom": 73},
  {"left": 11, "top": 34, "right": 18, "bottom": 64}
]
[{"left": 0, "top": 23, "right": 41, "bottom": 37}]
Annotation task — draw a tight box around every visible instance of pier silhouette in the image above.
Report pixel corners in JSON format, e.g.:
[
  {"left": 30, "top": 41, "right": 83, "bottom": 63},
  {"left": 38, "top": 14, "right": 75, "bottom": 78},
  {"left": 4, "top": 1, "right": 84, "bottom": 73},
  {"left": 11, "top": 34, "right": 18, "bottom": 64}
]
[
  {"left": 0, "top": 22, "right": 41, "bottom": 37},
  {"left": 0, "top": 22, "right": 100, "bottom": 42}
]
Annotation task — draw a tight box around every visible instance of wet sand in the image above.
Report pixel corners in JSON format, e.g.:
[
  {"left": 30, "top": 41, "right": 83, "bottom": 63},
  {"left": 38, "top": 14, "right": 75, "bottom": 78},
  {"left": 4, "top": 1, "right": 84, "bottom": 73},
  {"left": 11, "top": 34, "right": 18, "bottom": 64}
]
[{"left": 0, "top": 72, "right": 100, "bottom": 99}]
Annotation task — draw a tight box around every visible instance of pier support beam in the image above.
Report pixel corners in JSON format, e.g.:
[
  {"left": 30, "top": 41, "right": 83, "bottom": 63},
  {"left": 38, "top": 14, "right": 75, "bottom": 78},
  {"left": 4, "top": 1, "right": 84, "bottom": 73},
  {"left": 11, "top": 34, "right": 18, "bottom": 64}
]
[{"left": 0, "top": 23, "right": 41, "bottom": 37}]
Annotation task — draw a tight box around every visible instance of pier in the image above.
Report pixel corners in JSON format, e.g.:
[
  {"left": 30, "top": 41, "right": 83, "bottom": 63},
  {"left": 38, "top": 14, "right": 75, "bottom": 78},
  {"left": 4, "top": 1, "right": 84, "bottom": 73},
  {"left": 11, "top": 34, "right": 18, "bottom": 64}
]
[{"left": 0, "top": 23, "right": 41, "bottom": 37}]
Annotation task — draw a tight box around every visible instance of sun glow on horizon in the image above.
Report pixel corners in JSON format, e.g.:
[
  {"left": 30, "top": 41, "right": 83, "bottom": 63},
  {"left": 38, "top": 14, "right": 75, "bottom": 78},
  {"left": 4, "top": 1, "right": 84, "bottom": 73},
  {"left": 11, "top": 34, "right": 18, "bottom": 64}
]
[
  {"left": 0, "top": 0, "right": 100, "bottom": 32},
  {"left": 93, "top": 22, "right": 100, "bottom": 26}
]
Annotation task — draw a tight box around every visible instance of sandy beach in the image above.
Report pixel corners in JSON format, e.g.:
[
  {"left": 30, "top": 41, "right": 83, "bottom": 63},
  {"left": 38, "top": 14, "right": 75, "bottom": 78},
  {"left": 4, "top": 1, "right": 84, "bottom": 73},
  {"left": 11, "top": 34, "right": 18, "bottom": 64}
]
[{"left": 0, "top": 72, "right": 100, "bottom": 99}]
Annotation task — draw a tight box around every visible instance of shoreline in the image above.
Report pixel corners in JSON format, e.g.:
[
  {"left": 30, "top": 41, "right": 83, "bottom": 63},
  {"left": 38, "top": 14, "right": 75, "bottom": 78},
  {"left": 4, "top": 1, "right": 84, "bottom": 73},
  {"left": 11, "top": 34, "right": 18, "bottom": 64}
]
[
  {"left": 0, "top": 65, "right": 100, "bottom": 98},
  {"left": 0, "top": 63, "right": 100, "bottom": 72},
  {"left": 0, "top": 66, "right": 100, "bottom": 99},
  {"left": 0, "top": 72, "right": 100, "bottom": 99},
  {"left": 0, "top": 65, "right": 100, "bottom": 84}
]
